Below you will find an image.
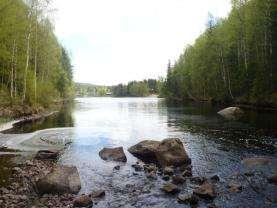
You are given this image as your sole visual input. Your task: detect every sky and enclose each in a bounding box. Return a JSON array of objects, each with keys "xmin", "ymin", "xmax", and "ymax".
[{"xmin": 53, "ymin": 0, "xmax": 232, "ymax": 85}]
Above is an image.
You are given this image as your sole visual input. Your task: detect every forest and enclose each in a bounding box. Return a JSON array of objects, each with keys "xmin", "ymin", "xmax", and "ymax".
[
  {"xmin": 0, "ymin": 0, "xmax": 74, "ymax": 108},
  {"xmin": 111, "ymin": 79, "xmax": 162, "ymax": 97},
  {"xmin": 75, "ymin": 83, "xmax": 109, "ymax": 97},
  {"xmin": 163, "ymin": 0, "xmax": 277, "ymax": 107}
]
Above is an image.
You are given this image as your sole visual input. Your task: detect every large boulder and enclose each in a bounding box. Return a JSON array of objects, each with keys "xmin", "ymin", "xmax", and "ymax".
[
  {"xmin": 128, "ymin": 138, "xmax": 190, "ymax": 167},
  {"xmin": 36, "ymin": 166, "xmax": 81, "ymax": 194},
  {"xmin": 218, "ymin": 107, "xmax": 244, "ymax": 120},
  {"xmin": 99, "ymin": 147, "xmax": 127, "ymax": 162},
  {"xmin": 128, "ymin": 140, "xmax": 160, "ymax": 162},
  {"xmin": 155, "ymin": 138, "xmax": 191, "ymax": 167}
]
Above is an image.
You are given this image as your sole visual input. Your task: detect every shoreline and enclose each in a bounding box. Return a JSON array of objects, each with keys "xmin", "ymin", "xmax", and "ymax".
[{"xmin": 165, "ymin": 97, "xmax": 277, "ymax": 111}]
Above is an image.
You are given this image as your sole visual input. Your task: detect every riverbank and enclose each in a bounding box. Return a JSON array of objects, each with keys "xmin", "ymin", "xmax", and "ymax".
[{"xmin": 165, "ymin": 96, "xmax": 277, "ymax": 112}]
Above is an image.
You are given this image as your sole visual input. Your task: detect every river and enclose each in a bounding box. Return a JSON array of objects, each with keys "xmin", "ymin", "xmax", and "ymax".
[{"xmin": 1, "ymin": 97, "xmax": 277, "ymax": 207}]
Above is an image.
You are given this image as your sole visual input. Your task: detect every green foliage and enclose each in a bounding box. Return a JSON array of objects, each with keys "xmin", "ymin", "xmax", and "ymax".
[
  {"xmin": 111, "ymin": 79, "xmax": 161, "ymax": 97},
  {"xmin": 163, "ymin": 0, "xmax": 277, "ymax": 107},
  {"xmin": 0, "ymin": 0, "xmax": 74, "ymax": 108},
  {"xmin": 75, "ymin": 83, "xmax": 109, "ymax": 97}
]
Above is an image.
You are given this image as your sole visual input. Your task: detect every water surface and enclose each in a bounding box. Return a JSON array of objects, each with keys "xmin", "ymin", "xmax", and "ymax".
[{"xmin": 2, "ymin": 97, "xmax": 277, "ymax": 207}]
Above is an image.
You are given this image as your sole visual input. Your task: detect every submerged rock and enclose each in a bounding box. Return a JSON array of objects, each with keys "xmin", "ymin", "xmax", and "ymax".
[
  {"xmin": 99, "ymin": 147, "xmax": 127, "ymax": 162},
  {"xmin": 90, "ymin": 190, "xmax": 105, "ymax": 198},
  {"xmin": 163, "ymin": 166, "xmax": 174, "ymax": 175},
  {"xmin": 228, "ymin": 181, "xmax": 242, "ymax": 193},
  {"xmin": 146, "ymin": 171, "xmax": 157, "ymax": 180},
  {"xmin": 35, "ymin": 150, "xmax": 59, "ymax": 160},
  {"xmin": 131, "ymin": 164, "xmax": 143, "ymax": 172},
  {"xmin": 267, "ymin": 173, "xmax": 277, "ymax": 185},
  {"xmin": 36, "ymin": 166, "xmax": 81, "ymax": 194},
  {"xmin": 161, "ymin": 183, "xmax": 180, "ymax": 194},
  {"xmin": 73, "ymin": 194, "xmax": 93, "ymax": 207},
  {"xmin": 128, "ymin": 138, "xmax": 190, "ymax": 167},
  {"xmin": 113, "ymin": 165, "xmax": 120, "ymax": 170},
  {"xmin": 162, "ymin": 175, "xmax": 170, "ymax": 181},
  {"xmin": 194, "ymin": 182, "xmax": 216, "ymax": 199},
  {"xmin": 177, "ymin": 192, "xmax": 198, "ymax": 205},
  {"xmin": 210, "ymin": 175, "xmax": 220, "ymax": 182},
  {"xmin": 190, "ymin": 176, "xmax": 206, "ymax": 185},
  {"xmin": 172, "ymin": 175, "xmax": 186, "ymax": 184},
  {"xmin": 218, "ymin": 107, "xmax": 243, "ymax": 120},
  {"xmin": 242, "ymin": 157, "xmax": 272, "ymax": 168}
]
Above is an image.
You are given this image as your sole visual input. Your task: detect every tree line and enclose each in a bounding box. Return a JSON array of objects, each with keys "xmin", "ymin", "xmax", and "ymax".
[
  {"xmin": 0, "ymin": 0, "xmax": 74, "ymax": 107},
  {"xmin": 75, "ymin": 83, "xmax": 109, "ymax": 97},
  {"xmin": 162, "ymin": 0, "xmax": 277, "ymax": 107},
  {"xmin": 112, "ymin": 79, "xmax": 162, "ymax": 97}
]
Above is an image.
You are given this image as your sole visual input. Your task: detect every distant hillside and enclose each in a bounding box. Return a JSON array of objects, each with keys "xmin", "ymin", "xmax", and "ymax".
[{"xmin": 75, "ymin": 83, "xmax": 110, "ymax": 97}]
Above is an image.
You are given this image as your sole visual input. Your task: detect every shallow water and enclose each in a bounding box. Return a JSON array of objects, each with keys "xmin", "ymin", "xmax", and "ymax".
[{"xmin": 2, "ymin": 97, "xmax": 277, "ymax": 207}]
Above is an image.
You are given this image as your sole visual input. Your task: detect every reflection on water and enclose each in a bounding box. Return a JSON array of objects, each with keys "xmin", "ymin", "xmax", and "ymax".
[{"xmin": 3, "ymin": 97, "xmax": 277, "ymax": 207}]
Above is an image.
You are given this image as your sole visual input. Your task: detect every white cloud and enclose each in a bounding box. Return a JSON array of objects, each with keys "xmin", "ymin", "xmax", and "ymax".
[{"xmin": 53, "ymin": 0, "xmax": 231, "ymax": 85}]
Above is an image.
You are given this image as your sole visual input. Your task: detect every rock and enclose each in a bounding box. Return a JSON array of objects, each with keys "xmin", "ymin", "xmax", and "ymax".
[
  {"xmin": 131, "ymin": 164, "xmax": 143, "ymax": 172},
  {"xmin": 210, "ymin": 175, "xmax": 220, "ymax": 182},
  {"xmin": 35, "ymin": 150, "xmax": 59, "ymax": 160},
  {"xmin": 128, "ymin": 138, "xmax": 190, "ymax": 168},
  {"xmin": 190, "ymin": 176, "xmax": 206, "ymax": 185},
  {"xmin": 144, "ymin": 164, "xmax": 157, "ymax": 173},
  {"xmin": 113, "ymin": 165, "xmax": 120, "ymax": 170},
  {"xmin": 146, "ymin": 171, "xmax": 157, "ymax": 180},
  {"xmin": 182, "ymin": 170, "xmax": 192, "ymax": 177},
  {"xmin": 163, "ymin": 166, "xmax": 174, "ymax": 175},
  {"xmin": 177, "ymin": 192, "xmax": 198, "ymax": 205},
  {"xmin": 267, "ymin": 173, "xmax": 277, "ymax": 185},
  {"xmin": 194, "ymin": 182, "xmax": 216, "ymax": 199},
  {"xmin": 162, "ymin": 175, "xmax": 170, "ymax": 181},
  {"xmin": 218, "ymin": 107, "xmax": 244, "ymax": 120},
  {"xmin": 128, "ymin": 140, "xmax": 160, "ymax": 162},
  {"xmin": 172, "ymin": 175, "xmax": 186, "ymax": 184},
  {"xmin": 228, "ymin": 181, "xmax": 242, "ymax": 193},
  {"xmin": 99, "ymin": 147, "xmax": 127, "ymax": 162},
  {"xmin": 90, "ymin": 190, "xmax": 105, "ymax": 198},
  {"xmin": 73, "ymin": 195, "xmax": 93, "ymax": 207},
  {"xmin": 155, "ymin": 138, "xmax": 191, "ymax": 167},
  {"xmin": 161, "ymin": 183, "xmax": 180, "ymax": 194},
  {"xmin": 36, "ymin": 166, "xmax": 81, "ymax": 194},
  {"xmin": 242, "ymin": 157, "xmax": 272, "ymax": 167},
  {"xmin": 179, "ymin": 164, "xmax": 192, "ymax": 172}
]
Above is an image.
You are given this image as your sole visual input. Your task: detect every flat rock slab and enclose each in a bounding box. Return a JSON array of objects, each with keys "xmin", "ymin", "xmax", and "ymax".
[
  {"xmin": 99, "ymin": 147, "xmax": 127, "ymax": 162},
  {"xmin": 36, "ymin": 165, "xmax": 81, "ymax": 194}
]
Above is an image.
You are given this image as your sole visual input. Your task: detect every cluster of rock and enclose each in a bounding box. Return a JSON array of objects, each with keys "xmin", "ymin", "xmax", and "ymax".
[
  {"xmin": 1, "ymin": 136, "xmax": 276, "ymax": 207},
  {"xmin": 0, "ymin": 149, "xmax": 105, "ymax": 208},
  {"xmin": 98, "ymin": 138, "xmax": 277, "ymax": 207},
  {"xmin": 127, "ymin": 138, "xmax": 218, "ymax": 205}
]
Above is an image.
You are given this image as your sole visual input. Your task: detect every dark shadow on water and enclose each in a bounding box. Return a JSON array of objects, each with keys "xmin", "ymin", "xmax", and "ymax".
[{"xmin": 3, "ymin": 102, "xmax": 75, "ymax": 134}]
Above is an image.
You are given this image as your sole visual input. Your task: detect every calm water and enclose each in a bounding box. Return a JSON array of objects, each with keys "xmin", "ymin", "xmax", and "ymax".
[{"xmin": 3, "ymin": 97, "xmax": 277, "ymax": 207}]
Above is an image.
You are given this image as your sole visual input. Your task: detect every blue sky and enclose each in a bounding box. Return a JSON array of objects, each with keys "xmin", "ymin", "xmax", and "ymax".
[{"xmin": 53, "ymin": 0, "xmax": 231, "ymax": 85}]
